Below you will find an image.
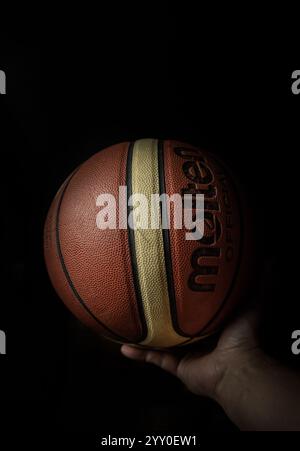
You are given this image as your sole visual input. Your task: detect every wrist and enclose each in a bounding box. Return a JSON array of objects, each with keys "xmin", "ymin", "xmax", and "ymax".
[{"xmin": 213, "ymin": 347, "xmax": 267, "ymax": 407}]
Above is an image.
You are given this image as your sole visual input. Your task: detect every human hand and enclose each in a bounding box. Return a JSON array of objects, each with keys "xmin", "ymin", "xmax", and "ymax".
[
  {"xmin": 122, "ymin": 307, "xmax": 300, "ymax": 430},
  {"xmin": 121, "ymin": 309, "xmax": 262, "ymax": 401}
]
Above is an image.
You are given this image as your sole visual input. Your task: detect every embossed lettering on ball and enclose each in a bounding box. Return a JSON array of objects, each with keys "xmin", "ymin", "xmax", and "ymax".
[{"xmin": 44, "ymin": 139, "xmax": 250, "ymax": 348}]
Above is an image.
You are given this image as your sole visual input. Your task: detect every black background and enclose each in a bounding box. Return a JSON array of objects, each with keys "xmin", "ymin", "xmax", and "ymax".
[{"xmin": 0, "ymin": 6, "xmax": 299, "ymax": 445}]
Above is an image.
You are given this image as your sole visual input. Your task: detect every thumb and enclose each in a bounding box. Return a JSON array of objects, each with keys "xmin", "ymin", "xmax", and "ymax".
[
  {"xmin": 121, "ymin": 345, "xmax": 180, "ymax": 376},
  {"xmin": 121, "ymin": 345, "xmax": 217, "ymax": 398}
]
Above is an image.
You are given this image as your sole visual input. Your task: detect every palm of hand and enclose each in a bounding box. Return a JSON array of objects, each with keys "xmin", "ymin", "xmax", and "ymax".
[{"xmin": 121, "ymin": 310, "xmax": 259, "ymax": 399}]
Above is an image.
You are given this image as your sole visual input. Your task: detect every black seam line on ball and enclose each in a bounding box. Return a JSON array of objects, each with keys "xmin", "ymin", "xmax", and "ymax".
[
  {"xmin": 179, "ymin": 153, "xmax": 244, "ymax": 345},
  {"xmin": 55, "ymin": 169, "xmax": 130, "ymax": 343},
  {"xmin": 158, "ymin": 140, "xmax": 190, "ymax": 338},
  {"xmin": 126, "ymin": 141, "xmax": 148, "ymax": 342}
]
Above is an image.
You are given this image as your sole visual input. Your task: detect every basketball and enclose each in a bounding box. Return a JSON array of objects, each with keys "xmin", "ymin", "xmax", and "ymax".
[{"xmin": 44, "ymin": 139, "xmax": 250, "ymax": 348}]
